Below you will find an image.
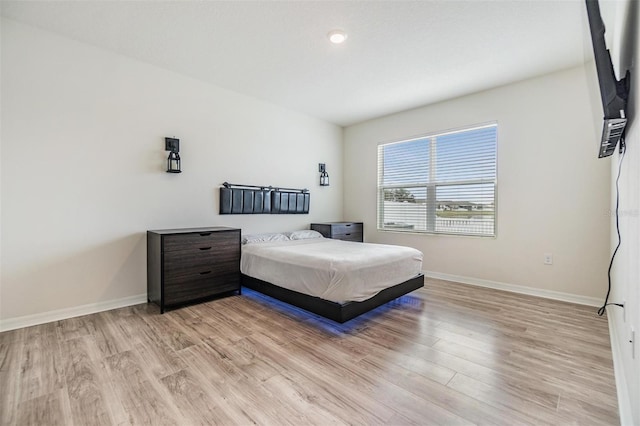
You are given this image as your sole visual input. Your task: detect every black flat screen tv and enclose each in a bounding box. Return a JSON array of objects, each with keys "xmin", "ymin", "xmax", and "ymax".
[{"xmin": 585, "ymin": 0, "xmax": 631, "ymax": 158}]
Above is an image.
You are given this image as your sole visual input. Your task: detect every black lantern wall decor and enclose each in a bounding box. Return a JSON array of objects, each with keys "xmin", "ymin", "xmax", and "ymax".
[
  {"xmin": 319, "ymin": 163, "xmax": 329, "ymax": 186},
  {"xmin": 165, "ymin": 137, "xmax": 181, "ymax": 173}
]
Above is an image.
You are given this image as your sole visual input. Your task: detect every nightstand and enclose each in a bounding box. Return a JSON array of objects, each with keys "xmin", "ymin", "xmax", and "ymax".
[
  {"xmin": 147, "ymin": 227, "xmax": 241, "ymax": 313},
  {"xmin": 310, "ymin": 222, "xmax": 363, "ymax": 242}
]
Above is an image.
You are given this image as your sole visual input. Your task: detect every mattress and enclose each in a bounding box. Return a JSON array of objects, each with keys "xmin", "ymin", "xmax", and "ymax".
[{"xmin": 240, "ymin": 238, "xmax": 423, "ymax": 303}]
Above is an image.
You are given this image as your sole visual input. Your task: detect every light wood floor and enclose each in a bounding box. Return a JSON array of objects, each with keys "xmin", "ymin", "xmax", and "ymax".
[{"xmin": 0, "ymin": 278, "xmax": 618, "ymax": 425}]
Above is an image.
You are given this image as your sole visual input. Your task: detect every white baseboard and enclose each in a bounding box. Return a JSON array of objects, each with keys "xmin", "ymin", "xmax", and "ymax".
[
  {"xmin": 0, "ymin": 294, "xmax": 147, "ymax": 332},
  {"xmin": 607, "ymin": 316, "xmax": 633, "ymax": 426},
  {"xmin": 0, "ymin": 273, "xmax": 602, "ymax": 331},
  {"xmin": 423, "ymin": 270, "xmax": 602, "ymax": 307}
]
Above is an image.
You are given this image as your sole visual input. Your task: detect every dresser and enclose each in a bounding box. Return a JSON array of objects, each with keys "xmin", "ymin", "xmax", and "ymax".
[
  {"xmin": 310, "ymin": 222, "xmax": 363, "ymax": 242},
  {"xmin": 147, "ymin": 227, "xmax": 241, "ymax": 313}
]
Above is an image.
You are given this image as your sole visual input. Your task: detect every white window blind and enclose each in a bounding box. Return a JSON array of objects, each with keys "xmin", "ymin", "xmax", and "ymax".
[{"xmin": 377, "ymin": 123, "xmax": 497, "ymax": 237}]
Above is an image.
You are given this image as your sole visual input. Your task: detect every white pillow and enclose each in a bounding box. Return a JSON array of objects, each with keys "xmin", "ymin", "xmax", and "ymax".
[
  {"xmin": 242, "ymin": 233, "xmax": 290, "ymax": 245},
  {"xmin": 289, "ymin": 230, "xmax": 324, "ymax": 240}
]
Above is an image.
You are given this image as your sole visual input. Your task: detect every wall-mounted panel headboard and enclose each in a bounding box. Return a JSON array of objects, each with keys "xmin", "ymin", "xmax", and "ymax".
[{"xmin": 219, "ymin": 182, "xmax": 309, "ymax": 215}]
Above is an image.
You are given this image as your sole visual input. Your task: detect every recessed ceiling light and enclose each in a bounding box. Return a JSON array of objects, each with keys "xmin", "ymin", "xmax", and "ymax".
[{"xmin": 327, "ymin": 29, "xmax": 348, "ymax": 44}]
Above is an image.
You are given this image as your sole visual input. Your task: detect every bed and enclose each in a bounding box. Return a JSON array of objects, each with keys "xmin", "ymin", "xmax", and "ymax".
[{"xmin": 240, "ymin": 231, "xmax": 424, "ymax": 323}]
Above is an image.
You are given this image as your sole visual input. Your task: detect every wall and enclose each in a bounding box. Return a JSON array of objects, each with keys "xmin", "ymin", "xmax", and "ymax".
[
  {"xmin": 0, "ymin": 17, "xmax": 3, "ymax": 329},
  {"xmin": 608, "ymin": 1, "xmax": 639, "ymax": 424},
  {"xmin": 344, "ymin": 65, "xmax": 611, "ymax": 303},
  {"xmin": 0, "ymin": 19, "xmax": 343, "ymax": 329}
]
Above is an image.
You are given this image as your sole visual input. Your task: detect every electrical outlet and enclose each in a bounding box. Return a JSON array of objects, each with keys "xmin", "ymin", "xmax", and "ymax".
[
  {"xmin": 631, "ymin": 328, "xmax": 635, "ymax": 359},
  {"xmin": 543, "ymin": 253, "xmax": 553, "ymax": 265}
]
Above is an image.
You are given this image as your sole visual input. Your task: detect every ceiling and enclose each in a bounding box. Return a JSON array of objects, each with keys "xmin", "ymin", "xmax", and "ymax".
[{"xmin": 1, "ymin": 0, "xmax": 600, "ymax": 127}]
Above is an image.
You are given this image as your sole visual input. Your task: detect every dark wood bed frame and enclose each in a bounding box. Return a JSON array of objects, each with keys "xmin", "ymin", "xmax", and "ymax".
[{"xmin": 241, "ymin": 273, "xmax": 424, "ymax": 323}]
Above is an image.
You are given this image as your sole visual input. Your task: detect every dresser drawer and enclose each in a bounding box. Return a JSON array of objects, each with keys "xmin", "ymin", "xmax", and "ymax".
[
  {"xmin": 163, "ymin": 231, "xmax": 238, "ymax": 252},
  {"xmin": 332, "ymin": 222, "xmax": 362, "ymax": 235},
  {"xmin": 164, "ymin": 259, "xmax": 239, "ymax": 285},
  {"xmin": 334, "ymin": 232, "xmax": 363, "ymax": 242},
  {"xmin": 164, "ymin": 272, "xmax": 240, "ymax": 305},
  {"xmin": 163, "ymin": 244, "xmax": 240, "ymax": 271}
]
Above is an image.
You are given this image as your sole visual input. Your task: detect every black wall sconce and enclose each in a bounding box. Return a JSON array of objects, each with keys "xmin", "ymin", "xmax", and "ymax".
[
  {"xmin": 165, "ymin": 137, "xmax": 181, "ymax": 173},
  {"xmin": 319, "ymin": 163, "xmax": 329, "ymax": 186}
]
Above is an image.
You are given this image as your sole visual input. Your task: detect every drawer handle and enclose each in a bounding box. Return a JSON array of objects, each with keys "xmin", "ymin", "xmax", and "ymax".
[
  {"xmin": 345, "ymin": 224, "xmax": 352, "ymax": 227},
  {"xmin": 345, "ymin": 233, "xmax": 351, "ymax": 236},
  {"xmin": 199, "ymin": 232, "xmax": 212, "ymax": 236},
  {"xmin": 199, "ymin": 271, "xmax": 212, "ymax": 275},
  {"xmin": 199, "ymin": 247, "xmax": 212, "ymax": 251}
]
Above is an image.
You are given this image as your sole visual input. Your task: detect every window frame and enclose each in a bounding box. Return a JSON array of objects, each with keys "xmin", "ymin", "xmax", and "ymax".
[{"xmin": 377, "ymin": 122, "xmax": 498, "ymax": 238}]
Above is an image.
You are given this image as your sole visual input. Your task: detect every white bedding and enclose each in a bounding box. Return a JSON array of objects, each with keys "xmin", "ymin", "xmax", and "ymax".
[{"xmin": 240, "ymin": 238, "xmax": 423, "ymax": 303}]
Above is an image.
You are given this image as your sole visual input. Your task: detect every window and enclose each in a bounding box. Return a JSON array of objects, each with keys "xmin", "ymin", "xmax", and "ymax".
[{"xmin": 377, "ymin": 123, "xmax": 497, "ymax": 237}]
